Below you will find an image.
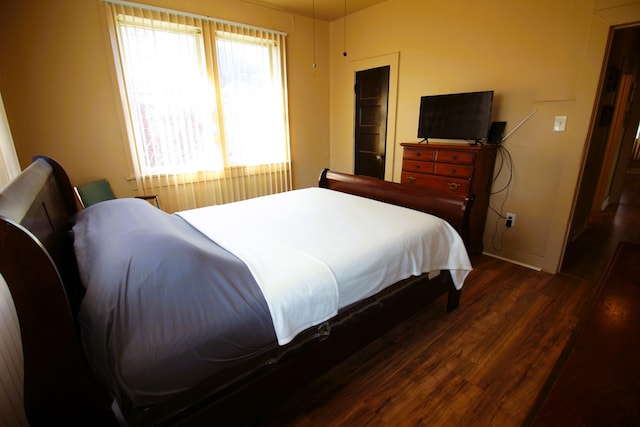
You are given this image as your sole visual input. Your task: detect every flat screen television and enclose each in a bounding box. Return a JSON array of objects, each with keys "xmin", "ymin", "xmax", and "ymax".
[{"xmin": 417, "ymin": 90, "xmax": 494, "ymax": 143}]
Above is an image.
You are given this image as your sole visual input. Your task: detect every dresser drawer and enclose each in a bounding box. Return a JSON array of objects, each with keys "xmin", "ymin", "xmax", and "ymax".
[
  {"xmin": 402, "ymin": 159, "xmax": 435, "ymax": 174},
  {"xmin": 435, "ymin": 150, "xmax": 475, "ymax": 164},
  {"xmin": 434, "ymin": 163, "xmax": 474, "ymax": 178},
  {"xmin": 403, "ymin": 147, "xmax": 436, "ymax": 161},
  {"xmin": 401, "ymin": 172, "xmax": 471, "ymax": 194}
]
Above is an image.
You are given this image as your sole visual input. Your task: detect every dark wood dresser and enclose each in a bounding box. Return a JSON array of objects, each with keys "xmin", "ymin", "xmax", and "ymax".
[{"xmin": 400, "ymin": 142, "xmax": 497, "ymax": 254}]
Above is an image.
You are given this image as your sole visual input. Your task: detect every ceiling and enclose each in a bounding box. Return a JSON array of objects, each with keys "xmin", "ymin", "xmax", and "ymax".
[{"xmin": 239, "ymin": 0, "xmax": 388, "ymax": 21}]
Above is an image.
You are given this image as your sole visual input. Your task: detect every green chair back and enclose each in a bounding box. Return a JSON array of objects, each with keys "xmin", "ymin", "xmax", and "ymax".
[{"xmin": 75, "ymin": 179, "xmax": 116, "ymax": 208}]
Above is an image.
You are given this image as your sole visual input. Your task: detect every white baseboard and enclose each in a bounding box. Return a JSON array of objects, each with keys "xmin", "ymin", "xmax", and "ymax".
[{"xmin": 481, "ymin": 252, "xmax": 542, "ymax": 271}]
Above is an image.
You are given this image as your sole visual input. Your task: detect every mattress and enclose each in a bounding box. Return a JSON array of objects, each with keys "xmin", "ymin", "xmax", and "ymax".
[{"xmin": 177, "ymin": 187, "xmax": 472, "ymax": 345}]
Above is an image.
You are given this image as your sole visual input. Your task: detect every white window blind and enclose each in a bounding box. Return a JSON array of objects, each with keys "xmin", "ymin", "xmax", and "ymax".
[{"xmin": 104, "ymin": 1, "xmax": 291, "ymax": 212}]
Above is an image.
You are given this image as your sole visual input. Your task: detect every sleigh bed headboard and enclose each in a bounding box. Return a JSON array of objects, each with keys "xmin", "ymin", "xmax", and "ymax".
[{"xmin": 0, "ymin": 155, "xmax": 116, "ymax": 425}]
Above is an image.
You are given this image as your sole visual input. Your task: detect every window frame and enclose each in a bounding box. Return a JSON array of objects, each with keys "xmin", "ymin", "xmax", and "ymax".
[{"xmin": 112, "ymin": 10, "xmax": 289, "ymax": 178}]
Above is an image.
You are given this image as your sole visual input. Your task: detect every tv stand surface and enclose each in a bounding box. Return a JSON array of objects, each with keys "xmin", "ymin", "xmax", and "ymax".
[{"xmin": 400, "ymin": 142, "xmax": 497, "ymax": 255}]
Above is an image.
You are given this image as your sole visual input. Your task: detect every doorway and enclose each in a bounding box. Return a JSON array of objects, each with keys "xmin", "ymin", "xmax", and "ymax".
[
  {"xmin": 354, "ymin": 66, "xmax": 390, "ymax": 179},
  {"xmin": 562, "ymin": 25, "xmax": 640, "ymax": 271}
]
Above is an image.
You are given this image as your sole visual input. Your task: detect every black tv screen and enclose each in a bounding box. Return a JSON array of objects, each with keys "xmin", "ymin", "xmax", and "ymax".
[{"xmin": 417, "ymin": 90, "xmax": 494, "ymax": 142}]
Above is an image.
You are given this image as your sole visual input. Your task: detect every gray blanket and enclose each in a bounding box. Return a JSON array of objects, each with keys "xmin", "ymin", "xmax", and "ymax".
[{"xmin": 73, "ymin": 198, "xmax": 277, "ymax": 407}]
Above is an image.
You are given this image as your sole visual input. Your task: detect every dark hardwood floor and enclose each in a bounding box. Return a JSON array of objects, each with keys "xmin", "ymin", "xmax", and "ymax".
[
  {"xmin": 531, "ymin": 241, "xmax": 640, "ymax": 426},
  {"xmin": 254, "ymin": 172, "xmax": 640, "ymax": 426},
  {"xmin": 561, "ymin": 171, "xmax": 640, "ymax": 281}
]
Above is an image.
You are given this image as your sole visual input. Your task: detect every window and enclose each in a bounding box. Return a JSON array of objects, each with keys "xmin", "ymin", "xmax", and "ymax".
[
  {"xmin": 109, "ymin": 4, "xmax": 290, "ymax": 179},
  {"xmin": 216, "ymin": 32, "xmax": 287, "ymax": 167},
  {"xmin": 117, "ymin": 16, "xmax": 221, "ymax": 174}
]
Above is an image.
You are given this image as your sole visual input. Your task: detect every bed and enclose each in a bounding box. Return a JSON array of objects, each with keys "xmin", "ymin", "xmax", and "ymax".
[{"xmin": 0, "ymin": 155, "xmax": 473, "ymax": 426}]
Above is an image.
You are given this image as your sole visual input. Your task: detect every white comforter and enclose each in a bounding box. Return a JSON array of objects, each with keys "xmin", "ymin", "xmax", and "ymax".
[{"xmin": 177, "ymin": 187, "xmax": 472, "ymax": 345}]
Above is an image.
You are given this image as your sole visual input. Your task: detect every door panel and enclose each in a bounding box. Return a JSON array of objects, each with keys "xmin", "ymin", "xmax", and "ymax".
[{"xmin": 354, "ymin": 66, "xmax": 390, "ymax": 179}]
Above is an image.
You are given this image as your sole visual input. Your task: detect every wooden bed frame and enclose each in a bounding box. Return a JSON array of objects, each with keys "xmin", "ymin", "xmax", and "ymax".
[{"xmin": 0, "ymin": 156, "xmax": 472, "ymax": 426}]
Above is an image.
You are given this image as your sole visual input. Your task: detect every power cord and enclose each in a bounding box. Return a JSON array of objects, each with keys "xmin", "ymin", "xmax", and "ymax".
[
  {"xmin": 489, "ymin": 145, "xmax": 513, "ymax": 250},
  {"xmin": 487, "ymin": 109, "xmax": 537, "ymax": 251}
]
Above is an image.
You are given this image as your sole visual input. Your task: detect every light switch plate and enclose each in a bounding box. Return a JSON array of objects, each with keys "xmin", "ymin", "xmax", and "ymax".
[{"xmin": 554, "ymin": 116, "xmax": 567, "ymax": 132}]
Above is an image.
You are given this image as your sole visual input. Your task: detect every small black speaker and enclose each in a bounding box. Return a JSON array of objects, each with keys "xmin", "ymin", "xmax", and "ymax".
[{"xmin": 487, "ymin": 121, "xmax": 506, "ymax": 144}]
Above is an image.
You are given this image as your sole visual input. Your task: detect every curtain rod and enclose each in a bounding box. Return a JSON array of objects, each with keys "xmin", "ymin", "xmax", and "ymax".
[{"xmin": 102, "ymin": 0, "xmax": 287, "ymax": 36}]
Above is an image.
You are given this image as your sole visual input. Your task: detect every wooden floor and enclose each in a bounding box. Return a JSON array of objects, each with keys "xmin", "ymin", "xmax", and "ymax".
[
  {"xmin": 561, "ymin": 171, "xmax": 640, "ymax": 281},
  {"xmin": 254, "ymin": 173, "xmax": 640, "ymax": 426},
  {"xmin": 531, "ymin": 241, "xmax": 640, "ymax": 426}
]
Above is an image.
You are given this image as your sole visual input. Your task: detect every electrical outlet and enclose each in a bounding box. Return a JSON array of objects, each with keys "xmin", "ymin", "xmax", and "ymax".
[{"xmin": 505, "ymin": 212, "xmax": 516, "ymax": 228}]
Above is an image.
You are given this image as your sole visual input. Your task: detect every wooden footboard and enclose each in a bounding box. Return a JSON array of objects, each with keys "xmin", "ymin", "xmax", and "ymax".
[
  {"xmin": 319, "ymin": 169, "xmax": 473, "ymax": 245},
  {"xmin": 0, "ymin": 158, "xmax": 467, "ymax": 426}
]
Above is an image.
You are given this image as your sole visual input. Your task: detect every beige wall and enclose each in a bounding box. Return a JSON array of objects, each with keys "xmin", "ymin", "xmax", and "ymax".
[
  {"xmin": 0, "ymin": 0, "xmax": 330, "ymax": 197},
  {"xmin": 329, "ymin": 0, "xmax": 640, "ymax": 272}
]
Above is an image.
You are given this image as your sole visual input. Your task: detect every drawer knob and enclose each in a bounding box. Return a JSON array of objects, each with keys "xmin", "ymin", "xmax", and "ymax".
[
  {"xmin": 450, "ymin": 169, "xmax": 456, "ymax": 174},
  {"xmin": 407, "ymin": 176, "xmax": 417, "ymax": 183},
  {"xmin": 448, "ymin": 182, "xmax": 460, "ymax": 190}
]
